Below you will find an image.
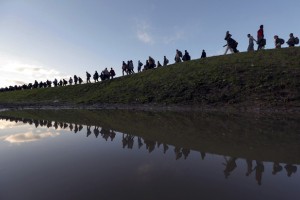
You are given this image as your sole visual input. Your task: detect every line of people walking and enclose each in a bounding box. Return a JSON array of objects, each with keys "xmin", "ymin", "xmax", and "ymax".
[
  {"xmin": 225, "ymin": 24, "xmax": 299, "ymax": 54},
  {"xmin": 1, "ymin": 24, "xmax": 299, "ymax": 93}
]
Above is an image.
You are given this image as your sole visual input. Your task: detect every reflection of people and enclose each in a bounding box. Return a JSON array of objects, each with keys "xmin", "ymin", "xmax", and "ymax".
[
  {"xmin": 74, "ymin": 124, "xmax": 78, "ymax": 133},
  {"xmin": 109, "ymin": 130, "xmax": 116, "ymax": 141},
  {"xmin": 34, "ymin": 120, "xmax": 39, "ymax": 128},
  {"xmin": 47, "ymin": 121, "xmax": 52, "ymax": 128},
  {"xmin": 200, "ymin": 152, "xmax": 206, "ymax": 160},
  {"xmin": 174, "ymin": 147, "xmax": 182, "ymax": 160},
  {"xmin": 69, "ymin": 123, "xmax": 73, "ymax": 131},
  {"xmin": 138, "ymin": 137, "xmax": 144, "ymax": 149},
  {"xmin": 122, "ymin": 134, "xmax": 135, "ymax": 149},
  {"xmin": 272, "ymin": 162, "xmax": 283, "ymax": 175},
  {"xmin": 285, "ymin": 164, "xmax": 297, "ymax": 177},
  {"xmin": 255, "ymin": 161, "xmax": 264, "ymax": 186},
  {"xmin": 223, "ymin": 157, "xmax": 237, "ymax": 179},
  {"xmin": 63, "ymin": 123, "xmax": 68, "ymax": 129},
  {"xmin": 78, "ymin": 125, "xmax": 83, "ymax": 132},
  {"xmin": 246, "ymin": 159, "xmax": 253, "ymax": 176},
  {"xmin": 86, "ymin": 126, "xmax": 91, "ymax": 137},
  {"xmin": 163, "ymin": 143, "xmax": 169, "ymax": 154},
  {"xmin": 145, "ymin": 140, "xmax": 155, "ymax": 153},
  {"xmin": 101, "ymin": 128, "xmax": 110, "ymax": 141},
  {"xmin": 94, "ymin": 126, "xmax": 100, "ymax": 138},
  {"xmin": 54, "ymin": 121, "xmax": 58, "ymax": 129},
  {"xmin": 182, "ymin": 148, "xmax": 190, "ymax": 160}
]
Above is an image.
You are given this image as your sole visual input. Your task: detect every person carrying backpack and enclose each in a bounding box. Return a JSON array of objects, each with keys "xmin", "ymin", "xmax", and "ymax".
[
  {"xmin": 228, "ymin": 37, "xmax": 239, "ymax": 53},
  {"xmin": 163, "ymin": 56, "xmax": 169, "ymax": 66},
  {"xmin": 224, "ymin": 33, "xmax": 239, "ymax": 53},
  {"xmin": 86, "ymin": 71, "xmax": 91, "ymax": 83},
  {"xmin": 257, "ymin": 25, "xmax": 265, "ymax": 50},
  {"xmin": 274, "ymin": 35, "xmax": 284, "ymax": 48},
  {"xmin": 110, "ymin": 68, "xmax": 116, "ymax": 79},
  {"xmin": 201, "ymin": 50, "xmax": 206, "ymax": 58},
  {"xmin": 287, "ymin": 33, "xmax": 299, "ymax": 47},
  {"xmin": 182, "ymin": 50, "xmax": 191, "ymax": 61},
  {"xmin": 247, "ymin": 34, "xmax": 257, "ymax": 52},
  {"xmin": 224, "ymin": 31, "xmax": 234, "ymax": 54},
  {"xmin": 138, "ymin": 60, "xmax": 143, "ymax": 72},
  {"xmin": 175, "ymin": 50, "xmax": 182, "ymax": 63}
]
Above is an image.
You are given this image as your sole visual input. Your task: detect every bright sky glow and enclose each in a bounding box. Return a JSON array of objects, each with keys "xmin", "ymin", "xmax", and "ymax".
[{"xmin": 1, "ymin": 0, "xmax": 300, "ymax": 87}]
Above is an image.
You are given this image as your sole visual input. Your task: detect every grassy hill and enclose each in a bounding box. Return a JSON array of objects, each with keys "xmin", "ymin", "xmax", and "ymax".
[{"xmin": 0, "ymin": 47, "xmax": 300, "ymax": 112}]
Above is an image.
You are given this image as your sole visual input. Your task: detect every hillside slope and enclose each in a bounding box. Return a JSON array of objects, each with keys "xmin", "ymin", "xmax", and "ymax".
[{"xmin": 0, "ymin": 47, "xmax": 300, "ymax": 112}]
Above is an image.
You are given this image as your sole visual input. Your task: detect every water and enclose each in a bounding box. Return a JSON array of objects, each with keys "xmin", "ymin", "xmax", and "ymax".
[{"xmin": 0, "ymin": 110, "xmax": 299, "ymax": 200}]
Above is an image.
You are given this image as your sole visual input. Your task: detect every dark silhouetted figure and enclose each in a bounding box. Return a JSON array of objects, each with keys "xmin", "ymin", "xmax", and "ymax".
[
  {"xmin": 257, "ymin": 25, "xmax": 265, "ymax": 50},
  {"xmin": 93, "ymin": 71, "xmax": 99, "ymax": 82},
  {"xmin": 182, "ymin": 148, "xmax": 190, "ymax": 160},
  {"xmin": 182, "ymin": 50, "xmax": 191, "ymax": 61},
  {"xmin": 78, "ymin": 125, "xmax": 83, "ymax": 131},
  {"xmin": 223, "ymin": 157, "xmax": 237, "ymax": 179},
  {"xmin": 78, "ymin": 77, "xmax": 83, "ymax": 84},
  {"xmin": 122, "ymin": 61, "xmax": 127, "ymax": 76},
  {"xmin": 137, "ymin": 60, "xmax": 143, "ymax": 72},
  {"xmin": 74, "ymin": 124, "xmax": 79, "ymax": 133},
  {"xmin": 272, "ymin": 162, "xmax": 283, "ymax": 175},
  {"xmin": 110, "ymin": 68, "xmax": 116, "ymax": 79},
  {"xmin": 74, "ymin": 75, "xmax": 78, "ymax": 85},
  {"xmin": 148, "ymin": 56, "xmax": 155, "ymax": 69},
  {"xmin": 157, "ymin": 61, "xmax": 162, "ymax": 67},
  {"xmin": 94, "ymin": 126, "xmax": 100, "ymax": 138},
  {"xmin": 200, "ymin": 151, "xmax": 206, "ymax": 160},
  {"xmin": 87, "ymin": 126, "xmax": 91, "ymax": 137},
  {"xmin": 247, "ymin": 34, "xmax": 256, "ymax": 52},
  {"xmin": 246, "ymin": 159, "xmax": 253, "ymax": 176},
  {"xmin": 201, "ymin": 50, "xmax": 206, "ymax": 58},
  {"xmin": 69, "ymin": 77, "xmax": 73, "ymax": 85},
  {"xmin": 144, "ymin": 140, "xmax": 155, "ymax": 153},
  {"xmin": 274, "ymin": 35, "xmax": 284, "ymax": 48},
  {"xmin": 137, "ymin": 137, "xmax": 143, "ymax": 149},
  {"xmin": 163, "ymin": 143, "xmax": 169, "ymax": 154},
  {"xmin": 285, "ymin": 164, "xmax": 297, "ymax": 177},
  {"xmin": 174, "ymin": 147, "xmax": 182, "ymax": 160},
  {"xmin": 287, "ymin": 33, "xmax": 297, "ymax": 47},
  {"xmin": 254, "ymin": 161, "xmax": 264, "ymax": 185},
  {"xmin": 53, "ymin": 78, "xmax": 58, "ymax": 87},
  {"xmin": 109, "ymin": 130, "xmax": 116, "ymax": 141},
  {"xmin": 224, "ymin": 34, "xmax": 239, "ymax": 53},
  {"xmin": 175, "ymin": 49, "xmax": 182, "ymax": 63},
  {"xmin": 86, "ymin": 71, "xmax": 91, "ymax": 83},
  {"xmin": 163, "ymin": 56, "xmax": 169, "ymax": 66}
]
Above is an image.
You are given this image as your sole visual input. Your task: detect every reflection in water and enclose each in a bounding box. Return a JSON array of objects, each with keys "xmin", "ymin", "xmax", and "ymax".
[
  {"xmin": 0, "ymin": 131, "xmax": 59, "ymax": 143},
  {"xmin": 0, "ymin": 113, "xmax": 299, "ymax": 186}
]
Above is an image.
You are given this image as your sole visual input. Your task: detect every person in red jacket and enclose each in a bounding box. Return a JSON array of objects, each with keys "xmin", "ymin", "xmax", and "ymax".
[{"xmin": 257, "ymin": 25, "xmax": 265, "ymax": 50}]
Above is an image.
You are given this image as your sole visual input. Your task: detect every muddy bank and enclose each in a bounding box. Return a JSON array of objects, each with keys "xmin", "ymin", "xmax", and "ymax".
[{"xmin": 0, "ymin": 102, "xmax": 299, "ymax": 114}]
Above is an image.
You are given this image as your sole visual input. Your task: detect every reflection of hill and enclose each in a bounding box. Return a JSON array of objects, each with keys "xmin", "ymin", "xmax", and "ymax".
[{"xmin": 1, "ymin": 109, "xmax": 300, "ymax": 164}]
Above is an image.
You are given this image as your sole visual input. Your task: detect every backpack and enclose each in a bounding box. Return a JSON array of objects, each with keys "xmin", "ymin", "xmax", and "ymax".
[
  {"xmin": 178, "ymin": 50, "xmax": 182, "ymax": 57},
  {"xmin": 295, "ymin": 37, "xmax": 299, "ymax": 45},
  {"xmin": 279, "ymin": 38, "xmax": 285, "ymax": 45},
  {"xmin": 261, "ymin": 38, "xmax": 266, "ymax": 46}
]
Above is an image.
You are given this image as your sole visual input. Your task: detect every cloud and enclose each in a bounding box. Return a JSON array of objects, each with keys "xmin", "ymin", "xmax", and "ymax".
[
  {"xmin": 0, "ymin": 131, "xmax": 60, "ymax": 144},
  {"xmin": 163, "ymin": 31, "xmax": 185, "ymax": 44},
  {"xmin": 136, "ymin": 21, "xmax": 154, "ymax": 44},
  {"xmin": 0, "ymin": 54, "xmax": 69, "ymax": 87}
]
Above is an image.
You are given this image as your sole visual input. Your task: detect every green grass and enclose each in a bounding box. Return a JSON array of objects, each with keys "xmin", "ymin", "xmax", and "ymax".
[{"xmin": 1, "ymin": 47, "xmax": 300, "ymax": 109}]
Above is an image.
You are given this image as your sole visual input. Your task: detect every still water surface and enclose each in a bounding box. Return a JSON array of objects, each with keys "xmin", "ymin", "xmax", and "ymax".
[{"xmin": 0, "ymin": 110, "xmax": 299, "ymax": 200}]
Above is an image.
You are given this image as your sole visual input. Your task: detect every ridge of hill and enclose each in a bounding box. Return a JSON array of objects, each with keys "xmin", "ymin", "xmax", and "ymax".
[{"xmin": 0, "ymin": 47, "xmax": 300, "ymax": 112}]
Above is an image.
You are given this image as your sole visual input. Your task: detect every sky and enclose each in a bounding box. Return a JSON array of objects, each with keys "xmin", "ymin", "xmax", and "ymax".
[{"xmin": 1, "ymin": 0, "xmax": 300, "ymax": 87}]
